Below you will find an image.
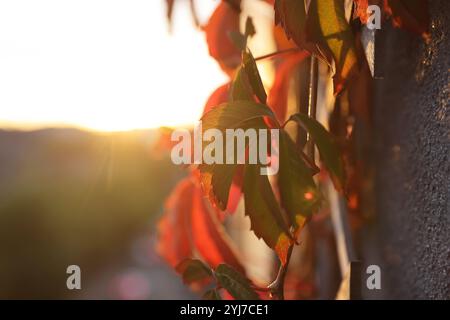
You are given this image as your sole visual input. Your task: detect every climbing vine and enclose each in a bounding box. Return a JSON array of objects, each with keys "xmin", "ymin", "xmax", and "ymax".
[{"xmin": 156, "ymin": 0, "xmax": 429, "ymax": 300}]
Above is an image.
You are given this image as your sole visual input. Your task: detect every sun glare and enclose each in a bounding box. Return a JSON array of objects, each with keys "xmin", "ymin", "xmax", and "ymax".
[{"xmin": 0, "ymin": 0, "xmax": 226, "ymax": 132}]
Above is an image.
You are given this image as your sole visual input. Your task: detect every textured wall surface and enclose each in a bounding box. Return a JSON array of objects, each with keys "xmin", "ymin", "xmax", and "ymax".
[{"xmin": 371, "ymin": 0, "xmax": 449, "ymax": 299}]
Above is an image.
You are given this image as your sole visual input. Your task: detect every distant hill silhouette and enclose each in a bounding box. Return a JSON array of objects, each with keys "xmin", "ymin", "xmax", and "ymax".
[{"xmin": 0, "ymin": 127, "xmax": 181, "ymax": 299}]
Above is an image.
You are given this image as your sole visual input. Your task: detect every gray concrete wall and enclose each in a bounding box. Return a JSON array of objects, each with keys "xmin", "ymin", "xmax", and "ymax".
[{"xmin": 370, "ymin": 0, "xmax": 449, "ymax": 299}]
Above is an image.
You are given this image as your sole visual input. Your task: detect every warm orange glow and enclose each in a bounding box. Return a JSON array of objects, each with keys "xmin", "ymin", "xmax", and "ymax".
[{"xmin": 0, "ymin": 0, "xmax": 226, "ymax": 132}]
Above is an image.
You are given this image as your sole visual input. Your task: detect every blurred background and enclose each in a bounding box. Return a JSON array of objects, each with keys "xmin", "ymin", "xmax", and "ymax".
[
  {"xmin": 0, "ymin": 0, "xmax": 229, "ymax": 299},
  {"xmin": 0, "ymin": 128, "xmax": 194, "ymax": 299}
]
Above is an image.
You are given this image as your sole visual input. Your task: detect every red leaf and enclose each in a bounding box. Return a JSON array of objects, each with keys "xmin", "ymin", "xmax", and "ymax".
[
  {"xmin": 204, "ymin": 2, "xmax": 242, "ymax": 76},
  {"xmin": 156, "ymin": 176, "xmax": 245, "ymax": 275},
  {"xmin": 156, "ymin": 178, "xmax": 193, "ymax": 267},
  {"xmin": 267, "ymin": 51, "xmax": 310, "ymax": 123},
  {"xmin": 353, "ymin": 0, "xmax": 371, "ymax": 23},
  {"xmin": 191, "ymin": 181, "xmax": 245, "ymax": 274}
]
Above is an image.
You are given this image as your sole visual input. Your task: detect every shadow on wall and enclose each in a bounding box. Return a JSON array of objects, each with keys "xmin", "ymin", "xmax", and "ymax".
[{"xmin": 361, "ymin": 0, "xmax": 449, "ymax": 299}]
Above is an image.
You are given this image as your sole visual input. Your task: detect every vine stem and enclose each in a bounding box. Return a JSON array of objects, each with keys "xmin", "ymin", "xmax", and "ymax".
[
  {"xmin": 307, "ymin": 55, "xmax": 319, "ymax": 160},
  {"xmin": 254, "ymin": 48, "xmax": 300, "ymax": 61},
  {"xmin": 268, "ymin": 244, "xmax": 294, "ymax": 300},
  {"xmin": 268, "ymin": 55, "xmax": 319, "ymax": 300}
]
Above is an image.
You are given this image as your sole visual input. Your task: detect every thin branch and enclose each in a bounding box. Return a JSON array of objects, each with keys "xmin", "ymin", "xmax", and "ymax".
[
  {"xmin": 254, "ymin": 48, "xmax": 300, "ymax": 61},
  {"xmin": 268, "ymin": 244, "xmax": 294, "ymax": 300},
  {"xmin": 307, "ymin": 56, "xmax": 319, "ymax": 160},
  {"xmin": 268, "ymin": 55, "xmax": 320, "ymax": 300}
]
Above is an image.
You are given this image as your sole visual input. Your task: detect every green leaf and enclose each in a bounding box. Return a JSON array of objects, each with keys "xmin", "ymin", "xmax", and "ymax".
[
  {"xmin": 243, "ymin": 164, "xmax": 292, "ymax": 265},
  {"xmin": 228, "ymin": 17, "xmax": 255, "ymax": 52},
  {"xmin": 245, "ymin": 17, "xmax": 256, "ymax": 38},
  {"xmin": 199, "ymin": 117, "xmax": 268, "ymax": 210},
  {"xmin": 230, "ymin": 66, "xmax": 254, "ymax": 102},
  {"xmin": 200, "ymin": 101, "xmax": 294, "ymax": 264},
  {"xmin": 203, "ymin": 289, "xmax": 222, "ymax": 300},
  {"xmin": 288, "ymin": 113, "xmax": 345, "ymax": 192},
  {"xmin": 242, "ymin": 50, "xmax": 267, "ymax": 104},
  {"xmin": 227, "ymin": 23, "xmax": 261, "ymax": 105},
  {"xmin": 278, "ymin": 131, "xmax": 321, "ymax": 227},
  {"xmin": 306, "ymin": 0, "xmax": 358, "ymax": 94},
  {"xmin": 229, "ymin": 31, "xmax": 248, "ymax": 52},
  {"xmin": 200, "ymin": 87, "xmax": 274, "ymax": 213},
  {"xmin": 214, "ymin": 264, "xmax": 259, "ymax": 300},
  {"xmin": 175, "ymin": 258, "xmax": 213, "ymax": 285},
  {"xmin": 200, "ymin": 163, "xmax": 238, "ymax": 211},
  {"xmin": 228, "ymin": 49, "xmax": 266, "ymax": 105},
  {"xmin": 201, "ymin": 101, "xmax": 276, "ymax": 132}
]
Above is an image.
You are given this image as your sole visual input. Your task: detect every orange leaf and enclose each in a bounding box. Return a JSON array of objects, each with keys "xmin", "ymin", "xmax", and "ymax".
[
  {"xmin": 156, "ymin": 176, "xmax": 245, "ymax": 275},
  {"xmin": 191, "ymin": 180, "xmax": 245, "ymax": 274},
  {"xmin": 353, "ymin": 0, "xmax": 371, "ymax": 23}
]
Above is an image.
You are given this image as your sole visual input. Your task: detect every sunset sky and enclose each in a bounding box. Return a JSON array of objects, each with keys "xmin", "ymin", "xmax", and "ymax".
[{"xmin": 0, "ymin": 0, "xmax": 227, "ymax": 131}]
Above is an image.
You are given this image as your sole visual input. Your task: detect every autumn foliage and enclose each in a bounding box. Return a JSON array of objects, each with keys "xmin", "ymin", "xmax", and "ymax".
[{"xmin": 157, "ymin": 0, "xmax": 429, "ymax": 300}]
